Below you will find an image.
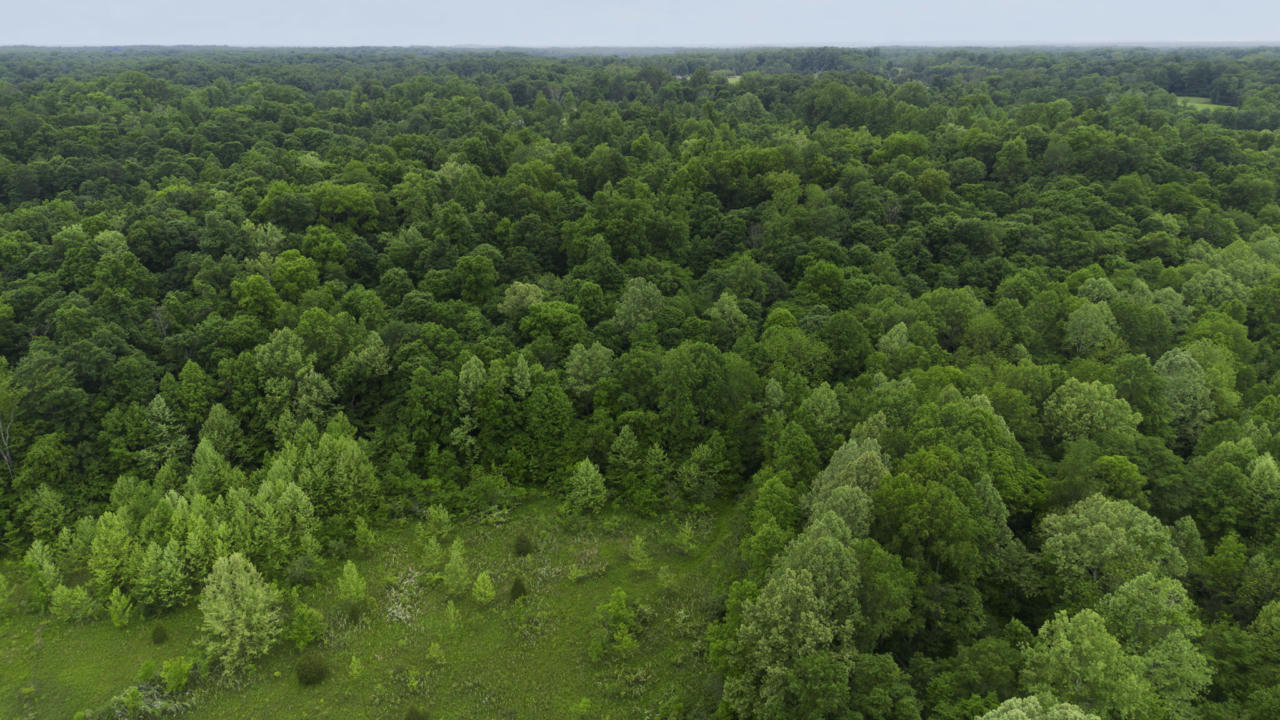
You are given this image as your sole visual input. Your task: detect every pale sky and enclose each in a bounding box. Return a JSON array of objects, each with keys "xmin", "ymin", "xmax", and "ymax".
[{"xmin": 3, "ymin": 0, "xmax": 1278, "ymax": 47}]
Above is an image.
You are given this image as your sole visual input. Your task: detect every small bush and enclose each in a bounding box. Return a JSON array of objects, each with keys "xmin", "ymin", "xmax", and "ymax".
[
  {"xmin": 285, "ymin": 554, "xmax": 322, "ymax": 587},
  {"xmin": 49, "ymin": 584, "xmax": 97, "ymax": 623},
  {"xmin": 161, "ymin": 656, "xmax": 196, "ymax": 694},
  {"xmin": 287, "ymin": 601, "xmax": 326, "ymax": 650},
  {"xmin": 510, "ymin": 576, "xmax": 528, "ymax": 602},
  {"xmin": 514, "ymin": 533, "xmax": 534, "ymax": 557},
  {"xmin": 151, "ymin": 624, "xmax": 169, "ymax": 645},
  {"xmin": 296, "ymin": 651, "xmax": 329, "ymax": 686},
  {"xmin": 405, "ymin": 706, "xmax": 429, "ymax": 720},
  {"xmin": 472, "ymin": 571, "xmax": 495, "ymax": 605}
]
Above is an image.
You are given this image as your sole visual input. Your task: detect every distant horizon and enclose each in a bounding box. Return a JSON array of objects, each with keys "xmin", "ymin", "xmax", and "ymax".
[
  {"xmin": 2, "ymin": 41, "xmax": 1279, "ymax": 51},
  {"xmin": 6, "ymin": 0, "xmax": 1279, "ymax": 49}
]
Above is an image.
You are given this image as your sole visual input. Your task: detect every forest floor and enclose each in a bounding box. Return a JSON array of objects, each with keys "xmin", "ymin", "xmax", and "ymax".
[{"xmin": 1, "ymin": 497, "xmax": 739, "ymax": 720}]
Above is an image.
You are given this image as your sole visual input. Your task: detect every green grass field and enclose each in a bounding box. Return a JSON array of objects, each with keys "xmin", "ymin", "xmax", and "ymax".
[
  {"xmin": 2, "ymin": 498, "xmax": 737, "ymax": 720},
  {"xmin": 1176, "ymin": 95, "xmax": 1232, "ymax": 110}
]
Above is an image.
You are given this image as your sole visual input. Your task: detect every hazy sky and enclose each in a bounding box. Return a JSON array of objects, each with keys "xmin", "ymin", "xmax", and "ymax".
[{"xmin": 5, "ymin": 0, "xmax": 1278, "ymax": 47}]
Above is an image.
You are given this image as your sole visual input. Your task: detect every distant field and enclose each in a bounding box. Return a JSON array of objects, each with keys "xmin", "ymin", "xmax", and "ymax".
[{"xmin": 1176, "ymin": 95, "xmax": 1232, "ymax": 110}]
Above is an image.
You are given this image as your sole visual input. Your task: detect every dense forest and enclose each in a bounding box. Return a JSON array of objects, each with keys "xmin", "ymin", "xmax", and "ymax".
[{"xmin": 4, "ymin": 45, "xmax": 1280, "ymax": 719}]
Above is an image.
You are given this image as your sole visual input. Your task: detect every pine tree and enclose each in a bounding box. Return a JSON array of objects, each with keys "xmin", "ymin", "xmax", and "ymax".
[
  {"xmin": 562, "ymin": 459, "xmax": 606, "ymax": 515},
  {"xmin": 336, "ymin": 560, "xmax": 368, "ymax": 620},
  {"xmin": 443, "ymin": 539, "xmax": 471, "ymax": 597},
  {"xmin": 472, "ymin": 571, "xmax": 495, "ymax": 605},
  {"xmin": 108, "ymin": 586, "xmax": 134, "ymax": 628},
  {"xmin": 198, "ymin": 553, "xmax": 282, "ymax": 678}
]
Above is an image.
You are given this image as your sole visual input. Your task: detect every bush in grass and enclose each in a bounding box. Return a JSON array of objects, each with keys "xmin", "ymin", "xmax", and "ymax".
[
  {"xmin": 472, "ymin": 571, "xmax": 495, "ymax": 605},
  {"xmin": 50, "ymin": 584, "xmax": 97, "ymax": 623},
  {"xmin": 514, "ymin": 533, "xmax": 534, "ymax": 557},
  {"xmin": 445, "ymin": 600, "xmax": 461, "ymax": 633},
  {"xmin": 425, "ymin": 504, "xmax": 452, "ymax": 538},
  {"xmin": 336, "ymin": 560, "xmax": 368, "ymax": 622},
  {"xmin": 161, "ymin": 656, "xmax": 197, "ymax": 694},
  {"xmin": 152, "ymin": 624, "xmax": 169, "ymax": 645},
  {"xmin": 443, "ymin": 539, "xmax": 470, "ymax": 597},
  {"xmin": 588, "ymin": 588, "xmax": 641, "ymax": 662},
  {"xmin": 404, "ymin": 706, "xmax": 428, "ymax": 720},
  {"xmin": 296, "ymin": 651, "xmax": 329, "ymax": 686},
  {"xmin": 628, "ymin": 534, "xmax": 652, "ymax": 571},
  {"xmin": 422, "ymin": 535, "xmax": 444, "ymax": 570},
  {"xmin": 674, "ymin": 520, "xmax": 696, "ymax": 555},
  {"xmin": 510, "ymin": 576, "xmax": 528, "ymax": 603},
  {"xmin": 287, "ymin": 600, "xmax": 326, "ymax": 649},
  {"xmin": 107, "ymin": 586, "xmax": 133, "ymax": 628},
  {"xmin": 353, "ymin": 516, "xmax": 375, "ymax": 555}
]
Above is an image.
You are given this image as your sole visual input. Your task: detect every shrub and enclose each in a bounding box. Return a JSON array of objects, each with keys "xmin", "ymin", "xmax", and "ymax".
[
  {"xmin": 404, "ymin": 706, "xmax": 428, "ymax": 720},
  {"xmin": 152, "ymin": 624, "xmax": 169, "ymax": 645},
  {"xmin": 514, "ymin": 533, "xmax": 534, "ymax": 557},
  {"xmin": 287, "ymin": 600, "xmax": 326, "ymax": 649},
  {"xmin": 472, "ymin": 571, "xmax": 495, "ymax": 605},
  {"xmin": 296, "ymin": 651, "xmax": 329, "ymax": 686},
  {"xmin": 50, "ymin": 584, "xmax": 97, "ymax": 623},
  {"xmin": 443, "ymin": 540, "xmax": 470, "ymax": 597},
  {"xmin": 589, "ymin": 587, "xmax": 642, "ymax": 661},
  {"xmin": 161, "ymin": 656, "xmax": 197, "ymax": 694},
  {"xmin": 628, "ymin": 534, "xmax": 652, "ymax": 570},
  {"xmin": 107, "ymin": 586, "xmax": 133, "ymax": 628},
  {"xmin": 285, "ymin": 554, "xmax": 322, "ymax": 587},
  {"xmin": 336, "ymin": 560, "xmax": 368, "ymax": 622},
  {"xmin": 425, "ymin": 504, "xmax": 452, "ymax": 538}
]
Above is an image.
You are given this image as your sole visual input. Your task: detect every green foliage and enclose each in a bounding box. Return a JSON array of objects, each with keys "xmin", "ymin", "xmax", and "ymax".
[
  {"xmin": 5, "ymin": 45, "xmax": 1280, "ymax": 720},
  {"xmin": 589, "ymin": 587, "xmax": 643, "ymax": 662},
  {"xmin": 151, "ymin": 624, "xmax": 169, "ymax": 645},
  {"xmin": 161, "ymin": 655, "xmax": 197, "ymax": 694},
  {"xmin": 287, "ymin": 600, "xmax": 326, "ymax": 650},
  {"xmin": 1039, "ymin": 494, "xmax": 1186, "ymax": 607},
  {"xmin": 627, "ymin": 534, "xmax": 652, "ymax": 571},
  {"xmin": 562, "ymin": 459, "xmax": 607, "ymax": 515},
  {"xmin": 472, "ymin": 571, "xmax": 495, "ymax": 605},
  {"xmin": 107, "ymin": 586, "xmax": 133, "ymax": 628},
  {"xmin": 978, "ymin": 697, "xmax": 1100, "ymax": 720},
  {"xmin": 443, "ymin": 539, "xmax": 471, "ymax": 597},
  {"xmin": 336, "ymin": 560, "xmax": 368, "ymax": 621},
  {"xmin": 198, "ymin": 553, "xmax": 282, "ymax": 678},
  {"xmin": 50, "ymin": 584, "xmax": 98, "ymax": 623}
]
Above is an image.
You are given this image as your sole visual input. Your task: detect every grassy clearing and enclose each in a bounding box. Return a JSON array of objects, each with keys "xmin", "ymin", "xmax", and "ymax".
[
  {"xmin": 3, "ymin": 497, "xmax": 737, "ymax": 719},
  {"xmin": 0, "ymin": 603, "xmax": 201, "ymax": 719},
  {"xmin": 1176, "ymin": 95, "xmax": 1232, "ymax": 110}
]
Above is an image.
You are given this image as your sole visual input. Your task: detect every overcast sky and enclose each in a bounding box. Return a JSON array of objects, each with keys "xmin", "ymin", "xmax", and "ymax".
[{"xmin": 4, "ymin": 0, "xmax": 1278, "ymax": 47}]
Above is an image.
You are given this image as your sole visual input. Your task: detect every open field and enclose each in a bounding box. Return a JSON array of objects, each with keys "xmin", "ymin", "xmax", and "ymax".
[{"xmin": 2, "ymin": 499, "xmax": 737, "ymax": 720}]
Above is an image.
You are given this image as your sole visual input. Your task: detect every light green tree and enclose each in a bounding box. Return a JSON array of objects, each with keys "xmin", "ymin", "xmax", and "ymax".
[
  {"xmin": 337, "ymin": 560, "xmax": 368, "ymax": 619},
  {"xmin": 443, "ymin": 539, "xmax": 471, "ymax": 597},
  {"xmin": 198, "ymin": 553, "xmax": 282, "ymax": 677},
  {"xmin": 107, "ymin": 586, "xmax": 134, "ymax": 628},
  {"xmin": 562, "ymin": 459, "xmax": 607, "ymax": 515},
  {"xmin": 472, "ymin": 571, "xmax": 495, "ymax": 605},
  {"xmin": 979, "ymin": 696, "xmax": 1100, "ymax": 720},
  {"xmin": 1022, "ymin": 609, "xmax": 1152, "ymax": 719},
  {"xmin": 1039, "ymin": 494, "xmax": 1186, "ymax": 607}
]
